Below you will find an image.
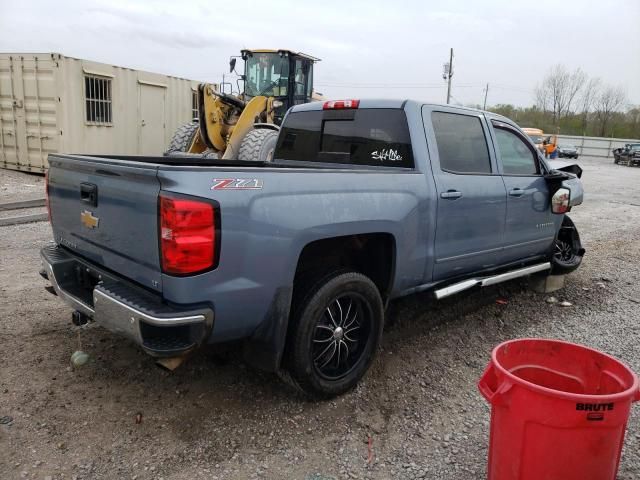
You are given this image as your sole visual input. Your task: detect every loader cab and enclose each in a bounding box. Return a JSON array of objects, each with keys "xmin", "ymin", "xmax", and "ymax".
[{"xmin": 240, "ymin": 49, "xmax": 319, "ymax": 125}]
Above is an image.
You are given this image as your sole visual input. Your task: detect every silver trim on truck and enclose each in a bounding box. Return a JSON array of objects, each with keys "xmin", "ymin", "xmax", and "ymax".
[
  {"xmin": 90, "ymin": 288, "xmax": 206, "ymax": 344},
  {"xmin": 40, "ymin": 246, "xmax": 213, "ymax": 352},
  {"xmin": 433, "ymin": 262, "xmax": 551, "ymax": 299}
]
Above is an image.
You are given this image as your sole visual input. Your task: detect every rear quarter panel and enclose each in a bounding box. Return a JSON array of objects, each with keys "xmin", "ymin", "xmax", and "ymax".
[{"xmin": 157, "ymin": 164, "xmax": 432, "ymax": 342}]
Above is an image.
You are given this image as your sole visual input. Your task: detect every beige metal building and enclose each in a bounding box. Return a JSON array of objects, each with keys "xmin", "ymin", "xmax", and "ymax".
[{"xmin": 0, "ymin": 53, "xmax": 209, "ymax": 173}]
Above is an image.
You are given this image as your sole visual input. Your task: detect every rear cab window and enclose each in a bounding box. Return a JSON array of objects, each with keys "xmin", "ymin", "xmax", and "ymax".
[{"xmin": 274, "ymin": 108, "xmax": 414, "ymax": 168}]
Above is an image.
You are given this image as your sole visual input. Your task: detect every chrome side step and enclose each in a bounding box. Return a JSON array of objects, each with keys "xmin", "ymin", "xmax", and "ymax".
[{"xmin": 433, "ymin": 262, "xmax": 551, "ymax": 300}]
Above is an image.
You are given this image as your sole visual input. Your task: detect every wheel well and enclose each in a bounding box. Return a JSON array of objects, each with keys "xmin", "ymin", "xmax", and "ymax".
[{"xmin": 293, "ymin": 233, "xmax": 396, "ymax": 302}]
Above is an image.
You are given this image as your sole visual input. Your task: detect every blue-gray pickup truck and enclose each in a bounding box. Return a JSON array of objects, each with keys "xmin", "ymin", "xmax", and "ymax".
[{"xmin": 41, "ymin": 99, "xmax": 584, "ymax": 397}]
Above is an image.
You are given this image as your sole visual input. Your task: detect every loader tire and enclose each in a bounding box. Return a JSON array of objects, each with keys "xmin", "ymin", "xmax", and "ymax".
[
  {"xmin": 166, "ymin": 122, "xmax": 200, "ymax": 154},
  {"xmin": 238, "ymin": 129, "xmax": 278, "ymax": 162}
]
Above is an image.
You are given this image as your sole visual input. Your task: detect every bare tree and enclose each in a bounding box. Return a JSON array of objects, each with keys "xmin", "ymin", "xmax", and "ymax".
[
  {"xmin": 578, "ymin": 77, "xmax": 601, "ymax": 134},
  {"xmin": 564, "ymin": 68, "xmax": 586, "ymax": 115},
  {"xmin": 594, "ymin": 86, "xmax": 627, "ymax": 136},
  {"xmin": 534, "ymin": 65, "xmax": 586, "ymax": 125},
  {"xmin": 534, "ymin": 82, "xmax": 551, "ymax": 113}
]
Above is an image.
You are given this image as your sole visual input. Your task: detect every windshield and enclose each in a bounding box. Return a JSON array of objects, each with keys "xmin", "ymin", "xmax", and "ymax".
[
  {"xmin": 244, "ymin": 53, "xmax": 289, "ymax": 97},
  {"xmin": 528, "ymin": 135, "xmax": 543, "ymax": 144},
  {"xmin": 559, "ymin": 145, "xmax": 575, "ymax": 149},
  {"xmin": 629, "ymin": 144, "xmax": 640, "ymax": 151}
]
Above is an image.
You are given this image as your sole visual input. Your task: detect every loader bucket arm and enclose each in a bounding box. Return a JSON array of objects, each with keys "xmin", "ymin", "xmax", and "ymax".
[{"xmin": 221, "ymin": 96, "xmax": 273, "ymax": 160}]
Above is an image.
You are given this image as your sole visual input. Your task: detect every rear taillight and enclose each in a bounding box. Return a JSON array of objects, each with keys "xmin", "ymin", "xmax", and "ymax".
[
  {"xmin": 159, "ymin": 194, "xmax": 218, "ymax": 275},
  {"xmin": 45, "ymin": 170, "xmax": 51, "ymax": 222},
  {"xmin": 323, "ymin": 99, "xmax": 360, "ymax": 110}
]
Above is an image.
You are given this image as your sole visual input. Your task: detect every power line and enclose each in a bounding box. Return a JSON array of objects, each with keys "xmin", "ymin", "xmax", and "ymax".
[
  {"xmin": 315, "ymin": 83, "xmax": 479, "ymax": 89},
  {"xmin": 490, "ymin": 84, "xmax": 536, "ymax": 93}
]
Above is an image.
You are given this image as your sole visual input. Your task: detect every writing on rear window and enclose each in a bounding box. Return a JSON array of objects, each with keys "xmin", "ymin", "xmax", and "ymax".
[
  {"xmin": 372, "ymin": 149, "xmax": 403, "ymax": 162},
  {"xmin": 275, "ymin": 108, "xmax": 414, "ymax": 168}
]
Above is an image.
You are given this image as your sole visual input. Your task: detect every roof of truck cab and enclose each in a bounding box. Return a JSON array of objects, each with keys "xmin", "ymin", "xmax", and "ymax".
[{"xmin": 289, "ymin": 99, "xmax": 513, "ymax": 122}]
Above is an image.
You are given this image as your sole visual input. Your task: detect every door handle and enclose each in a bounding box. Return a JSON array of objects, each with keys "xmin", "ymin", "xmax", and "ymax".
[
  {"xmin": 509, "ymin": 188, "xmax": 524, "ymax": 197},
  {"xmin": 440, "ymin": 190, "xmax": 462, "ymax": 200}
]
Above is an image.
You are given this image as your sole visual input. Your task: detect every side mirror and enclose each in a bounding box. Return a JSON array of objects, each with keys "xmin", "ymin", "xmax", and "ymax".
[
  {"xmin": 229, "ymin": 58, "xmax": 237, "ymax": 73},
  {"xmin": 551, "ymin": 187, "xmax": 571, "ymax": 214}
]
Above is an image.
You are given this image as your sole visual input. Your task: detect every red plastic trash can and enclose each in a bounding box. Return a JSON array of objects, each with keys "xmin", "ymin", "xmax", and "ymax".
[{"xmin": 478, "ymin": 338, "xmax": 640, "ymax": 480}]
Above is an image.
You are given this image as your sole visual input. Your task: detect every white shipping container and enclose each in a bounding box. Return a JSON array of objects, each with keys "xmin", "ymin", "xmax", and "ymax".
[{"xmin": 0, "ymin": 53, "xmax": 210, "ymax": 173}]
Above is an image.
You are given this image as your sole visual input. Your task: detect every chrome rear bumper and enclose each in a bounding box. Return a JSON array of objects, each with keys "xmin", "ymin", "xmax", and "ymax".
[{"xmin": 40, "ymin": 245, "xmax": 213, "ymax": 356}]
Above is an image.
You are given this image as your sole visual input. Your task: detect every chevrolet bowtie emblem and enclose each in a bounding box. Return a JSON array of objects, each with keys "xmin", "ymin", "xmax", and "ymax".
[{"xmin": 81, "ymin": 210, "xmax": 99, "ymax": 229}]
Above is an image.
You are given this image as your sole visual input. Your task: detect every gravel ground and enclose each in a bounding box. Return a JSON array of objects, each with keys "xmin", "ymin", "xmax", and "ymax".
[
  {"xmin": 0, "ymin": 157, "xmax": 639, "ymax": 480},
  {"xmin": 0, "ymin": 169, "xmax": 44, "ymax": 203},
  {"xmin": 0, "ymin": 207, "xmax": 47, "ymax": 221}
]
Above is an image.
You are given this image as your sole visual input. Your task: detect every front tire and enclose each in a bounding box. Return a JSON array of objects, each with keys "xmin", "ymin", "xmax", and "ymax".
[
  {"xmin": 285, "ymin": 271, "xmax": 384, "ymax": 398},
  {"xmin": 238, "ymin": 128, "xmax": 278, "ymax": 162},
  {"xmin": 551, "ymin": 216, "xmax": 584, "ymax": 275}
]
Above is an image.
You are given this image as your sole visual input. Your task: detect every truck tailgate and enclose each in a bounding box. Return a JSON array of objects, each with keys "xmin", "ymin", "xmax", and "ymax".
[{"xmin": 47, "ymin": 155, "xmax": 163, "ymax": 292}]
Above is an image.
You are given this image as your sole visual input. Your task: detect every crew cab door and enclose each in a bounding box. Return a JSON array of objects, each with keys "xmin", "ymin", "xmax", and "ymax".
[
  {"xmin": 489, "ymin": 120, "xmax": 557, "ymax": 263},
  {"xmin": 422, "ymin": 106, "xmax": 507, "ymax": 280}
]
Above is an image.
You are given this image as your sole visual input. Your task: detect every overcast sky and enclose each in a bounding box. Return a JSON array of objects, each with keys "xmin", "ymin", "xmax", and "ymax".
[{"xmin": 1, "ymin": 0, "xmax": 639, "ymax": 108}]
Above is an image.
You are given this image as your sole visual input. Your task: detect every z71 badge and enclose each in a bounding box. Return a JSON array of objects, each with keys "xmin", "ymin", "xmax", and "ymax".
[{"xmin": 211, "ymin": 178, "xmax": 263, "ymax": 190}]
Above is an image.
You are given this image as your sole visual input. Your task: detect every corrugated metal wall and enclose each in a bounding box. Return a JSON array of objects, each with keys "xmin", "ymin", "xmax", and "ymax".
[
  {"xmin": 0, "ymin": 53, "xmax": 208, "ymax": 173},
  {"xmin": 555, "ymin": 134, "xmax": 640, "ymax": 159},
  {"xmin": 0, "ymin": 54, "xmax": 60, "ymax": 172}
]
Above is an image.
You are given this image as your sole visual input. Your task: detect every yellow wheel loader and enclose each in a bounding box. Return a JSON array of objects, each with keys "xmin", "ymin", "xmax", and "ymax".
[{"xmin": 167, "ymin": 49, "xmax": 322, "ymax": 162}]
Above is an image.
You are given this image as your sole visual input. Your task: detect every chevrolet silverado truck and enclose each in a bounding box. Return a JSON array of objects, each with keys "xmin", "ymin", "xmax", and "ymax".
[{"xmin": 41, "ymin": 99, "xmax": 585, "ymax": 398}]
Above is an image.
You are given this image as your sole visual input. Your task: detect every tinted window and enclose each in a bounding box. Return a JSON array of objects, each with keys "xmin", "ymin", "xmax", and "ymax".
[
  {"xmin": 275, "ymin": 109, "xmax": 414, "ymax": 168},
  {"xmin": 431, "ymin": 112, "xmax": 491, "ymax": 174},
  {"xmin": 493, "ymin": 127, "xmax": 539, "ymax": 175}
]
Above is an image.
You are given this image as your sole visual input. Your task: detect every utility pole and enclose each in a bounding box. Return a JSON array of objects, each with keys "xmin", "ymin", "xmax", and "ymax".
[
  {"xmin": 442, "ymin": 48, "xmax": 454, "ymax": 104},
  {"xmin": 483, "ymin": 83, "xmax": 489, "ymax": 110}
]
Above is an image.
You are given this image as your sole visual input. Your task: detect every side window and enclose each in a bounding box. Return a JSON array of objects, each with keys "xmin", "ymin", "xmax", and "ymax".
[
  {"xmin": 493, "ymin": 126, "xmax": 539, "ymax": 175},
  {"xmin": 431, "ymin": 111, "xmax": 491, "ymax": 174}
]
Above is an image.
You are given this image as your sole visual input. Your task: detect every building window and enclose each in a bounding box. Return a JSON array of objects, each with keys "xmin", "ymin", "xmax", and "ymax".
[
  {"xmin": 84, "ymin": 75, "xmax": 112, "ymax": 125},
  {"xmin": 192, "ymin": 90, "xmax": 199, "ymax": 121}
]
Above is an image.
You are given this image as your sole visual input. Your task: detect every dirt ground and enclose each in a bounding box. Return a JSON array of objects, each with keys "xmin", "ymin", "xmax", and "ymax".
[{"xmin": 1, "ymin": 157, "xmax": 639, "ymax": 480}]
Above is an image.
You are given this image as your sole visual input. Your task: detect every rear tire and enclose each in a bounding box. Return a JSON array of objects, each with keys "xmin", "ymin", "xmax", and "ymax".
[
  {"xmin": 285, "ymin": 271, "xmax": 384, "ymax": 398},
  {"xmin": 551, "ymin": 216, "xmax": 584, "ymax": 275},
  {"xmin": 238, "ymin": 129, "xmax": 278, "ymax": 162},
  {"xmin": 166, "ymin": 122, "xmax": 200, "ymax": 154}
]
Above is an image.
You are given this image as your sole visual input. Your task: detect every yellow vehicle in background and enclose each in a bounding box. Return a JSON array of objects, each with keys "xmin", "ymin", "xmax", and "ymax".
[
  {"xmin": 167, "ymin": 49, "xmax": 322, "ymax": 161},
  {"xmin": 522, "ymin": 127, "xmax": 557, "ymax": 157}
]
